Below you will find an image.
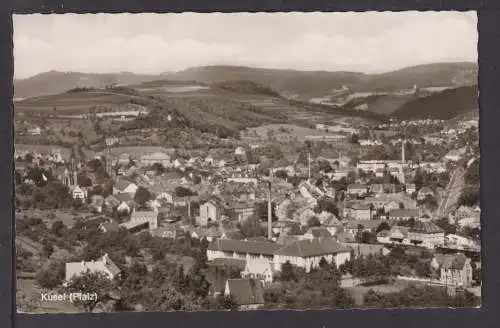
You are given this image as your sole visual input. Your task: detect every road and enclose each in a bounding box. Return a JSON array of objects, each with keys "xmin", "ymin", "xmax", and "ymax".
[{"xmin": 436, "ymin": 167, "xmax": 466, "ymax": 218}]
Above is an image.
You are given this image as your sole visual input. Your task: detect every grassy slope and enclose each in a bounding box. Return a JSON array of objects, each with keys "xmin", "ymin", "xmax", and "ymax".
[{"xmin": 392, "ymin": 85, "xmax": 478, "ymax": 120}]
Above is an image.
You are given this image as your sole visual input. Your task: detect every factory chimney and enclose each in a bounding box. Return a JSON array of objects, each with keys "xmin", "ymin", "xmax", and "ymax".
[{"xmin": 267, "ymin": 180, "xmax": 273, "ymax": 241}]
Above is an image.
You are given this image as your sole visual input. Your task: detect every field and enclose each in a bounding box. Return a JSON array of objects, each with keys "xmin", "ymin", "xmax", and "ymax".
[
  {"xmin": 107, "ymin": 146, "xmax": 176, "ymax": 157},
  {"xmin": 15, "ymin": 90, "xmax": 136, "ymax": 115},
  {"xmin": 346, "ymin": 281, "xmax": 410, "ymax": 306},
  {"xmin": 244, "ymin": 123, "xmax": 334, "ymax": 141}
]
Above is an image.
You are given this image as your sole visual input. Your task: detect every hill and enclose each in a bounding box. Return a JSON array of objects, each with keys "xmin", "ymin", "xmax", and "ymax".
[
  {"xmin": 392, "ymin": 85, "xmax": 478, "ymax": 120},
  {"xmin": 14, "ymin": 71, "xmax": 160, "ymax": 99},
  {"xmin": 165, "ymin": 62, "xmax": 477, "ymax": 99},
  {"xmin": 356, "ymin": 62, "xmax": 477, "ymax": 92},
  {"xmin": 15, "ymin": 62, "xmax": 476, "ymax": 101}
]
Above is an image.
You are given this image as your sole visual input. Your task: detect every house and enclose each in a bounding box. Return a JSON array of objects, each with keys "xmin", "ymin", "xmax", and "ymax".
[
  {"xmin": 156, "ymin": 191, "xmax": 174, "ymax": 204},
  {"xmin": 65, "ymin": 253, "xmax": 121, "ymax": 282},
  {"xmin": 388, "ymin": 209, "xmax": 420, "ymax": 221},
  {"xmin": 140, "ymin": 152, "xmax": 171, "ymax": 167},
  {"xmin": 377, "ymin": 222, "xmax": 444, "ymax": 249},
  {"xmin": 345, "ymin": 243, "xmax": 390, "ymax": 258},
  {"xmin": 104, "ymin": 195, "xmax": 120, "ymax": 209},
  {"xmin": 119, "ymin": 220, "xmax": 149, "ymax": 234},
  {"xmin": 343, "ymin": 203, "xmax": 372, "ymax": 220},
  {"xmin": 303, "ymin": 227, "xmax": 333, "ymax": 240},
  {"xmin": 431, "ymin": 253, "xmax": 473, "ymax": 287},
  {"xmin": 207, "ymin": 239, "xmax": 282, "ymax": 263},
  {"xmin": 71, "ymin": 185, "xmax": 87, "ymax": 200},
  {"xmin": 241, "ymin": 258, "xmax": 275, "ymax": 283},
  {"xmin": 198, "ymin": 199, "xmax": 222, "ymax": 226},
  {"xmin": 224, "ymin": 279, "xmax": 264, "ymax": 310},
  {"xmin": 98, "ymin": 221, "xmax": 120, "ymax": 233},
  {"xmin": 113, "ymin": 179, "xmax": 138, "ymax": 195},
  {"xmin": 234, "ymin": 147, "xmax": 246, "ymax": 156},
  {"xmin": 173, "ymin": 158, "xmax": 186, "ymax": 169},
  {"xmin": 90, "ymin": 195, "xmax": 104, "ymax": 213},
  {"xmin": 191, "ymin": 227, "xmax": 222, "ymax": 242},
  {"xmin": 231, "ymin": 202, "xmax": 255, "ymax": 222},
  {"xmin": 344, "ymin": 220, "xmax": 386, "ymax": 235},
  {"xmin": 29, "ymin": 126, "xmax": 42, "ymax": 136},
  {"xmin": 347, "ymin": 184, "xmax": 369, "ymax": 197},
  {"xmin": 273, "ymin": 239, "xmax": 351, "ymax": 273},
  {"xmin": 407, "ymin": 221, "xmax": 445, "ymax": 248},
  {"xmin": 130, "ymin": 208, "xmax": 159, "ymax": 231},
  {"xmin": 406, "ymin": 183, "xmax": 417, "ymax": 194},
  {"xmin": 417, "ymin": 187, "xmax": 435, "ymax": 201}
]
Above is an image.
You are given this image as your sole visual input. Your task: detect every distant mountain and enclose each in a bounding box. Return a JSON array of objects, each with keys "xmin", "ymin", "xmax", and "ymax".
[
  {"xmin": 392, "ymin": 85, "xmax": 478, "ymax": 120},
  {"xmin": 164, "ymin": 66, "xmax": 365, "ymax": 99},
  {"xmin": 15, "ymin": 62, "xmax": 477, "ymax": 102},
  {"xmin": 14, "ymin": 71, "xmax": 161, "ymax": 99},
  {"xmin": 166, "ymin": 62, "xmax": 477, "ymax": 99},
  {"xmin": 355, "ymin": 62, "xmax": 477, "ymax": 92}
]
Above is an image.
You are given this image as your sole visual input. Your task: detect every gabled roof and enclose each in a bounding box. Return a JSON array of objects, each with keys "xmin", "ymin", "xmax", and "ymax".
[
  {"xmin": 388, "ymin": 209, "xmax": 420, "ymax": 218},
  {"xmin": 305, "ymin": 227, "xmax": 332, "ymax": 238},
  {"xmin": 115, "ymin": 179, "xmax": 135, "ymax": 191},
  {"xmin": 434, "ymin": 253, "xmax": 469, "ymax": 270},
  {"xmin": 115, "ymin": 192, "xmax": 133, "ymax": 202},
  {"xmin": 207, "ymin": 239, "xmax": 282, "ymax": 256},
  {"xmin": 347, "ymin": 184, "xmax": 368, "ymax": 190},
  {"xmin": 410, "ymin": 221, "xmax": 444, "ymax": 234},
  {"xmin": 226, "ymin": 279, "xmax": 264, "ymax": 305},
  {"xmin": 274, "ymin": 239, "xmax": 350, "ymax": 257}
]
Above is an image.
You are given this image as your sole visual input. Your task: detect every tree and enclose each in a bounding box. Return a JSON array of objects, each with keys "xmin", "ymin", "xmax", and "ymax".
[
  {"xmin": 215, "ymin": 293, "xmax": 238, "ymax": 310},
  {"xmin": 35, "ymin": 261, "xmax": 65, "ymax": 289},
  {"xmin": 280, "ymin": 261, "xmax": 297, "ymax": 282},
  {"xmin": 239, "ymin": 216, "xmax": 266, "ymax": 238},
  {"xmin": 350, "ymin": 134, "xmax": 359, "ymax": 144},
  {"xmin": 307, "ymin": 216, "xmax": 321, "ymax": 228},
  {"xmin": 376, "ymin": 221, "xmax": 390, "ymax": 233},
  {"xmin": 133, "ymin": 186, "xmax": 153, "ymax": 206},
  {"xmin": 64, "ymin": 270, "xmax": 114, "ymax": 312}
]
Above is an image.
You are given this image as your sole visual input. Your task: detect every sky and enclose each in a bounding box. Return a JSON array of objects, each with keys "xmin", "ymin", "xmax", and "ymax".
[{"xmin": 13, "ymin": 12, "xmax": 477, "ymax": 79}]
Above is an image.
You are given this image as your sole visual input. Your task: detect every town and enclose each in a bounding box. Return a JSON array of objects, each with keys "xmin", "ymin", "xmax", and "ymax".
[{"xmin": 15, "ymin": 101, "xmax": 481, "ymax": 312}]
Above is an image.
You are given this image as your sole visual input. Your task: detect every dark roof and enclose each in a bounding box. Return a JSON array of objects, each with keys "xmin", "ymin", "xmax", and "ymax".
[
  {"xmin": 305, "ymin": 227, "xmax": 332, "ymax": 238},
  {"xmin": 435, "ymin": 253, "xmax": 469, "ymax": 270},
  {"xmin": 388, "ymin": 209, "xmax": 420, "ymax": 218},
  {"xmin": 226, "ymin": 279, "xmax": 265, "ymax": 306},
  {"xmin": 208, "ymin": 239, "xmax": 282, "ymax": 256},
  {"xmin": 274, "ymin": 239, "xmax": 350, "ymax": 257},
  {"xmin": 276, "ymin": 235, "xmax": 302, "ymax": 245},
  {"xmin": 410, "ymin": 221, "xmax": 444, "ymax": 234},
  {"xmin": 349, "ymin": 203, "xmax": 371, "ymax": 210},
  {"xmin": 345, "ymin": 220, "xmax": 385, "ymax": 230},
  {"xmin": 209, "ymin": 258, "xmax": 247, "ymax": 270},
  {"xmin": 115, "ymin": 192, "xmax": 133, "ymax": 202},
  {"xmin": 348, "ymin": 184, "xmax": 368, "ymax": 190},
  {"xmin": 115, "ymin": 178, "xmax": 134, "ymax": 191}
]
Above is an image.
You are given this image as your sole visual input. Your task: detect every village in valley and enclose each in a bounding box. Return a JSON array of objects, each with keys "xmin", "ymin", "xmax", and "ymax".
[{"xmin": 14, "ymin": 13, "xmax": 480, "ymax": 314}]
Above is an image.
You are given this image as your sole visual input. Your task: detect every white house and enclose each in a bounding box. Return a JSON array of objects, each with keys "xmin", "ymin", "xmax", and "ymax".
[
  {"xmin": 431, "ymin": 253, "xmax": 473, "ymax": 287},
  {"xmin": 241, "ymin": 258, "xmax": 275, "ymax": 283},
  {"xmin": 273, "ymin": 239, "xmax": 351, "ymax": 273},
  {"xmin": 65, "ymin": 253, "xmax": 121, "ymax": 283},
  {"xmin": 71, "ymin": 185, "xmax": 87, "ymax": 200},
  {"xmin": 235, "ymin": 147, "xmax": 246, "ymax": 156},
  {"xmin": 198, "ymin": 200, "xmax": 222, "ymax": 226},
  {"xmin": 130, "ymin": 208, "xmax": 159, "ymax": 231}
]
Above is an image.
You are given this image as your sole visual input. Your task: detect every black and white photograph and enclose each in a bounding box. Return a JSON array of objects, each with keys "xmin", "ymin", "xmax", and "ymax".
[{"xmin": 13, "ymin": 12, "xmax": 480, "ymax": 313}]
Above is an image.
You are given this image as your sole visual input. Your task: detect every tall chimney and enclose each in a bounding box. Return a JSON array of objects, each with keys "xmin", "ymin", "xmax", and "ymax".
[
  {"xmin": 267, "ymin": 181, "xmax": 272, "ymax": 241},
  {"xmin": 73, "ymin": 168, "xmax": 78, "ymax": 187},
  {"xmin": 308, "ymin": 151, "xmax": 311, "ymax": 181},
  {"xmin": 401, "ymin": 140, "xmax": 406, "ymax": 164}
]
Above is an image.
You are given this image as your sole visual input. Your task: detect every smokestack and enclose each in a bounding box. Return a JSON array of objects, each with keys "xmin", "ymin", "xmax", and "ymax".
[
  {"xmin": 308, "ymin": 151, "xmax": 311, "ymax": 181},
  {"xmin": 402, "ymin": 140, "xmax": 406, "ymax": 164},
  {"xmin": 267, "ymin": 181, "xmax": 272, "ymax": 241},
  {"xmin": 73, "ymin": 168, "xmax": 78, "ymax": 187}
]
